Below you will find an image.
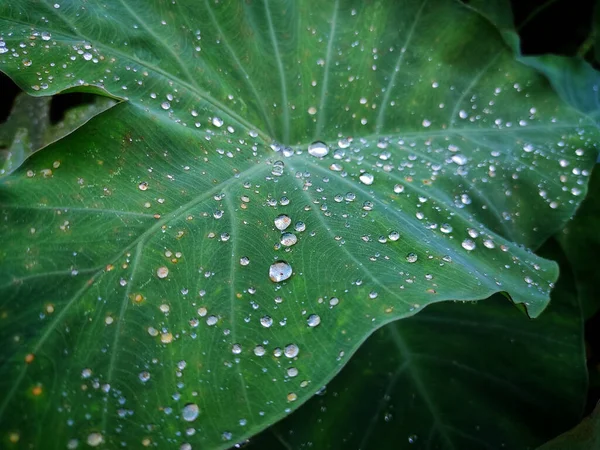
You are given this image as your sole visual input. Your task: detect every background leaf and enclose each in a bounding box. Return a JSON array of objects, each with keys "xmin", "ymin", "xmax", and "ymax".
[
  {"xmin": 537, "ymin": 401, "xmax": 600, "ymax": 450},
  {"xmin": 0, "ymin": 91, "xmax": 115, "ymax": 176},
  {"xmin": 0, "ymin": 1, "xmax": 598, "ymax": 448}
]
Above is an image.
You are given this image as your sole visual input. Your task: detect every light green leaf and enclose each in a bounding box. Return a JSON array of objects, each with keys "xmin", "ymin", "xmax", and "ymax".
[
  {"xmin": 0, "ymin": 1, "xmax": 597, "ymax": 448},
  {"xmin": 246, "ymin": 241, "xmax": 587, "ymax": 450},
  {"xmin": 0, "ymin": 92, "xmax": 115, "ymax": 176}
]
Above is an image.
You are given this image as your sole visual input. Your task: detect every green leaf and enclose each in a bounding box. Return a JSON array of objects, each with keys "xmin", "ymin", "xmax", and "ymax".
[
  {"xmin": 538, "ymin": 402, "xmax": 600, "ymax": 450},
  {"xmin": 0, "ymin": 92, "xmax": 115, "ymax": 176},
  {"xmin": 0, "ymin": 1, "xmax": 597, "ymax": 448},
  {"xmin": 246, "ymin": 240, "xmax": 588, "ymax": 450}
]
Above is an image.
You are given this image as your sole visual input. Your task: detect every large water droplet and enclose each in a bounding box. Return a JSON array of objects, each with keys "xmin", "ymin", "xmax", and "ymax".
[
  {"xmin": 308, "ymin": 141, "xmax": 329, "ymax": 157},
  {"xmin": 284, "ymin": 344, "xmax": 299, "ymax": 358},
  {"xmin": 269, "ymin": 261, "xmax": 293, "ymax": 282},
  {"xmin": 307, "ymin": 314, "xmax": 321, "ymax": 327},
  {"xmin": 280, "ymin": 233, "xmax": 297, "ymax": 247},
  {"xmin": 182, "ymin": 403, "xmax": 199, "ymax": 422},
  {"xmin": 359, "ymin": 173, "xmax": 374, "ymax": 185},
  {"xmin": 274, "ymin": 215, "xmax": 291, "ymax": 231}
]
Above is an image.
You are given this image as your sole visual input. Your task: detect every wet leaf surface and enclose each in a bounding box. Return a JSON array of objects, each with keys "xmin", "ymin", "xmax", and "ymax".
[{"xmin": 0, "ymin": 0, "xmax": 598, "ymax": 448}]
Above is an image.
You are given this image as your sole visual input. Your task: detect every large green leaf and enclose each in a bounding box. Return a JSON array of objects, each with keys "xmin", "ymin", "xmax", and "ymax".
[
  {"xmin": 246, "ymin": 241, "xmax": 587, "ymax": 450},
  {"xmin": 0, "ymin": 0, "xmax": 597, "ymax": 448}
]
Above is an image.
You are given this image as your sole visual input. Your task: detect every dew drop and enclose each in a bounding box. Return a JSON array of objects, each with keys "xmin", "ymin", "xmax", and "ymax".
[
  {"xmin": 260, "ymin": 316, "xmax": 273, "ymax": 328},
  {"xmin": 182, "ymin": 403, "xmax": 199, "ymax": 422},
  {"xmin": 451, "ymin": 154, "xmax": 467, "ymax": 166},
  {"xmin": 211, "ymin": 117, "xmax": 223, "ymax": 127},
  {"xmin": 388, "ymin": 231, "xmax": 400, "ymax": 241},
  {"xmin": 87, "ymin": 433, "xmax": 103, "ymax": 447},
  {"xmin": 280, "ymin": 233, "xmax": 297, "ymax": 247},
  {"xmin": 359, "ymin": 173, "xmax": 374, "ymax": 185},
  {"xmin": 269, "ymin": 261, "xmax": 293, "ymax": 282},
  {"xmin": 284, "ymin": 344, "xmax": 299, "ymax": 358},
  {"xmin": 462, "ymin": 239, "xmax": 476, "ymax": 251},
  {"xmin": 406, "ymin": 253, "xmax": 418, "ymax": 263},
  {"xmin": 157, "ymin": 266, "xmax": 169, "ymax": 279},
  {"xmin": 274, "ymin": 215, "xmax": 292, "ymax": 231},
  {"xmin": 308, "ymin": 141, "xmax": 329, "ymax": 157},
  {"xmin": 307, "ymin": 314, "xmax": 321, "ymax": 327},
  {"xmin": 161, "ymin": 101, "xmax": 170, "ymax": 110},
  {"xmin": 240, "ymin": 256, "xmax": 250, "ymax": 266}
]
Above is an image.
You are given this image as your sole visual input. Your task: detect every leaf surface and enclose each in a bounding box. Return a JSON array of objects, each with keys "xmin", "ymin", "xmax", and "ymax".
[
  {"xmin": 246, "ymin": 242, "xmax": 587, "ymax": 450},
  {"xmin": 0, "ymin": 0, "xmax": 597, "ymax": 448}
]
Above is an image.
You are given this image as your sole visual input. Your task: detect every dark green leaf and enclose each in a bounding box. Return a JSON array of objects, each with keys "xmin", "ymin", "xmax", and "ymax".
[{"xmin": 0, "ymin": 1, "xmax": 597, "ymax": 448}]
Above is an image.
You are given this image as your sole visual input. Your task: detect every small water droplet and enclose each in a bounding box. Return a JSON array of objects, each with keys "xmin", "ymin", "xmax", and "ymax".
[
  {"xmin": 161, "ymin": 101, "xmax": 170, "ymax": 110},
  {"xmin": 211, "ymin": 117, "xmax": 223, "ymax": 127},
  {"xmin": 260, "ymin": 316, "xmax": 273, "ymax": 328},
  {"xmin": 157, "ymin": 266, "xmax": 169, "ymax": 278},
  {"xmin": 240, "ymin": 256, "xmax": 250, "ymax": 266}
]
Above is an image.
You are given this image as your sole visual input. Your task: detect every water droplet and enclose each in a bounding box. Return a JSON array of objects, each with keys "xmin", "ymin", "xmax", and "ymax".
[
  {"xmin": 308, "ymin": 141, "xmax": 329, "ymax": 157},
  {"xmin": 393, "ymin": 184, "xmax": 404, "ymax": 194},
  {"xmin": 260, "ymin": 316, "xmax": 273, "ymax": 328},
  {"xmin": 406, "ymin": 253, "xmax": 418, "ymax": 263},
  {"xmin": 272, "ymin": 160, "xmax": 285, "ymax": 177},
  {"xmin": 307, "ymin": 314, "xmax": 321, "ymax": 327},
  {"xmin": 408, "ymin": 434, "xmax": 418, "ymax": 444},
  {"xmin": 359, "ymin": 173, "xmax": 374, "ymax": 185},
  {"xmin": 451, "ymin": 154, "xmax": 467, "ymax": 166},
  {"xmin": 254, "ymin": 345, "xmax": 266, "ymax": 356},
  {"xmin": 388, "ymin": 231, "xmax": 400, "ymax": 241},
  {"xmin": 161, "ymin": 101, "xmax": 170, "ymax": 110},
  {"xmin": 284, "ymin": 344, "xmax": 299, "ymax": 358},
  {"xmin": 287, "ymin": 367, "xmax": 299, "ymax": 377},
  {"xmin": 87, "ymin": 433, "xmax": 103, "ymax": 447},
  {"xmin": 139, "ymin": 371, "xmax": 150, "ymax": 383},
  {"xmin": 232, "ymin": 343, "xmax": 242, "ymax": 354},
  {"xmin": 240, "ymin": 256, "xmax": 250, "ymax": 266},
  {"xmin": 274, "ymin": 215, "xmax": 291, "ymax": 231},
  {"xmin": 182, "ymin": 403, "xmax": 199, "ymax": 422},
  {"xmin": 440, "ymin": 224, "xmax": 453, "ymax": 234},
  {"xmin": 269, "ymin": 261, "xmax": 293, "ymax": 282},
  {"xmin": 206, "ymin": 315, "xmax": 218, "ymax": 326},
  {"xmin": 294, "ymin": 222, "xmax": 306, "ymax": 232},
  {"xmin": 138, "ymin": 182, "xmax": 148, "ymax": 191},
  {"xmin": 157, "ymin": 266, "xmax": 169, "ymax": 278},
  {"xmin": 211, "ymin": 117, "xmax": 223, "ymax": 127},
  {"xmin": 280, "ymin": 233, "xmax": 297, "ymax": 247},
  {"xmin": 462, "ymin": 239, "xmax": 476, "ymax": 251}
]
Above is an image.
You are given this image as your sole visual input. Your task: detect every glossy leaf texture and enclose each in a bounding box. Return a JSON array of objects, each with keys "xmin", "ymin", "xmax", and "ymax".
[
  {"xmin": 0, "ymin": 0, "xmax": 598, "ymax": 448},
  {"xmin": 246, "ymin": 242, "xmax": 587, "ymax": 450},
  {"xmin": 0, "ymin": 92, "xmax": 115, "ymax": 176}
]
